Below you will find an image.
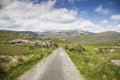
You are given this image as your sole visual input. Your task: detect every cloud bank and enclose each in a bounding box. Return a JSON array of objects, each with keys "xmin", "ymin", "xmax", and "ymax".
[
  {"xmin": 95, "ymin": 5, "xmax": 109, "ymax": 14},
  {"xmin": 111, "ymin": 14, "xmax": 120, "ymax": 20},
  {"xmin": 0, "ymin": 0, "xmax": 119, "ymax": 32}
]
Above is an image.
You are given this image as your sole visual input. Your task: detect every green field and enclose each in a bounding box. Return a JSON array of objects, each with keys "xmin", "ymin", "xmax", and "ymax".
[
  {"xmin": 0, "ymin": 30, "xmax": 120, "ymax": 80},
  {"xmin": 43, "ymin": 30, "xmax": 120, "ymax": 80},
  {"xmin": 65, "ymin": 44, "xmax": 120, "ymax": 80},
  {"xmin": 0, "ymin": 30, "xmax": 55, "ymax": 80}
]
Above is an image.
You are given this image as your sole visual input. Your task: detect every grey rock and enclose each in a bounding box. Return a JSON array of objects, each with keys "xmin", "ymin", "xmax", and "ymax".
[
  {"xmin": 0, "ymin": 55, "xmax": 10, "ymax": 63},
  {"xmin": 9, "ymin": 39, "xmax": 58, "ymax": 48},
  {"xmin": 111, "ymin": 60, "xmax": 120, "ymax": 67}
]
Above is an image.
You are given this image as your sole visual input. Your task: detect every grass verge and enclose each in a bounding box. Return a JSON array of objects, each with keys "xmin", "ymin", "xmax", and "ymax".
[
  {"xmin": 0, "ymin": 48, "xmax": 53, "ymax": 80},
  {"xmin": 66, "ymin": 47, "xmax": 120, "ymax": 80}
]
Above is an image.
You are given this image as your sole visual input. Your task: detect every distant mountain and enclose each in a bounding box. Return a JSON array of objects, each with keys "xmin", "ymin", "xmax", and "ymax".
[
  {"xmin": 1, "ymin": 30, "xmax": 120, "ymax": 45},
  {"xmin": 18, "ymin": 31, "xmax": 38, "ymax": 36},
  {"xmin": 79, "ymin": 31, "xmax": 120, "ymax": 45},
  {"xmin": 97, "ymin": 31, "xmax": 119, "ymax": 36},
  {"xmin": 38, "ymin": 29, "xmax": 94, "ymax": 35},
  {"xmin": 66, "ymin": 29, "xmax": 94, "ymax": 34}
]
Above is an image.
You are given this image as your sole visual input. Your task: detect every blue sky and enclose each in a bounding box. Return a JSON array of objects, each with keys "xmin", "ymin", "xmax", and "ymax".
[
  {"xmin": 54, "ymin": 0, "xmax": 120, "ymax": 23},
  {"xmin": 0, "ymin": 0, "xmax": 120, "ymax": 32},
  {"xmin": 33, "ymin": 0, "xmax": 120, "ymax": 22}
]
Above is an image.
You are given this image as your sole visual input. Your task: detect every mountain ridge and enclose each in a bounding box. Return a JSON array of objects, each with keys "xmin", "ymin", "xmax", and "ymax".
[{"xmin": 0, "ymin": 30, "xmax": 120, "ymax": 45}]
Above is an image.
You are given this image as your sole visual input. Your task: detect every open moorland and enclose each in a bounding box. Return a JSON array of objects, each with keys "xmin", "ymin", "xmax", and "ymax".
[
  {"xmin": 41, "ymin": 30, "xmax": 120, "ymax": 80},
  {"xmin": 0, "ymin": 30, "xmax": 120, "ymax": 80},
  {"xmin": 0, "ymin": 30, "xmax": 58, "ymax": 80}
]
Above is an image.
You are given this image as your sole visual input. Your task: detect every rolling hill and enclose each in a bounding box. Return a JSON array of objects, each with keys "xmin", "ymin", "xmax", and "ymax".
[
  {"xmin": 81, "ymin": 31, "xmax": 120, "ymax": 44},
  {"xmin": 0, "ymin": 30, "xmax": 120, "ymax": 45},
  {"xmin": 0, "ymin": 30, "xmax": 39, "ymax": 42},
  {"xmin": 38, "ymin": 30, "xmax": 120, "ymax": 45},
  {"xmin": 72, "ymin": 31, "xmax": 120, "ymax": 45},
  {"xmin": 18, "ymin": 31, "xmax": 38, "ymax": 36}
]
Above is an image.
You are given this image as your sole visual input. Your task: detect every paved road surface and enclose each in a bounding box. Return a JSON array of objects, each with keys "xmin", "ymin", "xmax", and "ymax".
[{"xmin": 18, "ymin": 48, "xmax": 84, "ymax": 80}]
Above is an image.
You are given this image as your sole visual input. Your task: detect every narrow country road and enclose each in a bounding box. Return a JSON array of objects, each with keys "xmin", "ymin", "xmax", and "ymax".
[{"xmin": 18, "ymin": 48, "xmax": 84, "ymax": 80}]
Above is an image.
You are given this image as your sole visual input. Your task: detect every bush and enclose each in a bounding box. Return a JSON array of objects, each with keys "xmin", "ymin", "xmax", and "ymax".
[
  {"xmin": 0, "ymin": 64, "xmax": 8, "ymax": 74},
  {"xmin": 75, "ymin": 44, "xmax": 85, "ymax": 52},
  {"xmin": 17, "ymin": 56, "xmax": 24, "ymax": 62},
  {"xmin": 29, "ymin": 46, "xmax": 35, "ymax": 50},
  {"xmin": 67, "ymin": 44, "xmax": 85, "ymax": 53}
]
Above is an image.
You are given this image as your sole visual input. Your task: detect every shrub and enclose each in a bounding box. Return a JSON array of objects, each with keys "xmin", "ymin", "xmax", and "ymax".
[
  {"xmin": 67, "ymin": 44, "xmax": 85, "ymax": 53},
  {"xmin": 17, "ymin": 56, "xmax": 24, "ymax": 62},
  {"xmin": 0, "ymin": 64, "xmax": 8, "ymax": 74},
  {"xmin": 75, "ymin": 44, "xmax": 85, "ymax": 52},
  {"xmin": 29, "ymin": 46, "xmax": 35, "ymax": 50}
]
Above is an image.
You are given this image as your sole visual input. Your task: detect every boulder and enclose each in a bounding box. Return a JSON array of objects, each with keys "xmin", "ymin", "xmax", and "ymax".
[
  {"xmin": 0, "ymin": 55, "xmax": 10, "ymax": 63},
  {"xmin": 112, "ymin": 46, "xmax": 120, "ymax": 49},
  {"xmin": 9, "ymin": 39, "xmax": 58, "ymax": 48},
  {"xmin": 9, "ymin": 39, "xmax": 30, "ymax": 46},
  {"xmin": 22, "ymin": 40, "xmax": 30, "ymax": 45},
  {"xmin": 15, "ymin": 43, "xmax": 23, "ymax": 46},
  {"xmin": 95, "ymin": 48, "xmax": 110, "ymax": 54},
  {"xmin": 109, "ymin": 49, "xmax": 115, "ymax": 53},
  {"xmin": 9, "ymin": 39, "xmax": 22, "ymax": 44},
  {"xmin": 111, "ymin": 60, "xmax": 120, "ymax": 67}
]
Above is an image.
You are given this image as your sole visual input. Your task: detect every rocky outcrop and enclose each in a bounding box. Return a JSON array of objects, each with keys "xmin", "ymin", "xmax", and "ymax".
[
  {"xmin": 94, "ymin": 45, "xmax": 120, "ymax": 54},
  {"xmin": 111, "ymin": 60, "xmax": 120, "ymax": 67},
  {"xmin": 9, "ymin": 39, "xmax": 58, "ymax": 48},
  {"xmin": 9, "ymin": 39, "xmax": 30, "ymax": 46},
  {"xmin": 0, "ymin": 55, "xmax": 10, "ymax": 63},
  {"xmin": 111, "ymin": 46, "xmax": 120, "ymax": 49}
]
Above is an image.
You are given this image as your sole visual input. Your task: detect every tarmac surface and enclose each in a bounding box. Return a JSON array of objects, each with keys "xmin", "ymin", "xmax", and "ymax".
[{"xmin": 19, "ymin": 48, "xmax": 84, "ymax": 80}]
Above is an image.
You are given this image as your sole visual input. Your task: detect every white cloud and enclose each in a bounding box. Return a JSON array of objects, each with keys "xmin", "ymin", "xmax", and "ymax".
[
  {"xmin": 101, "ymin": 19, "xmax": 108, "ymax": 24},
  {"xmin": 111, "ymin": 14, "xmax": 120, "ymax": 20},
  {"xmin": 0, "ymin": 0, "xmax": 114, "ymax": 33},
  {"xmin": 80, "ymin": 10, "xmax": 87, "ymax": 17},
  {"xmin": 0, "ymin": 0, "xmax": 13, "ymax": 6},
  {"xmin": 68, "ymin": 0, "xmax": 86, "ymax": 4},
  {"xmin": 41, "ymin": 8, "xmax": 77, "ymax": 23},
  {"xmin": 114, "ymin": 24, "xmax": 120, "ymax": 32},
  {"xmin": 68, "ymin": 0, "xmax": 74, "ymax": 4},
  {"xmin": 105, "ymin": 24, "xmax": 120, "ymax": 32},
  {"xmin": 95, "ymin": 5, "xmax": 109, "ymax": 14}
]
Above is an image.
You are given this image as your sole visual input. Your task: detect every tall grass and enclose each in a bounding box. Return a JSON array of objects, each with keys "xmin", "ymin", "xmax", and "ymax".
[
  {"xmin": 0, "ymin": 44, "xmax": 54, "ymax": 80},
  {"xmin": 66, "ymin": 48, "xmax": 120, "ymax": 80},
  {"xmin": 5, "ymin": 53, "xmax": 50, "ymax": 80},
  {"xmin": 0, "ymin": 30, "xmax": 56, "ymax": 80}
]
